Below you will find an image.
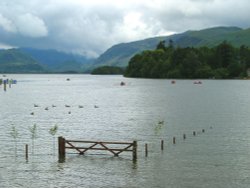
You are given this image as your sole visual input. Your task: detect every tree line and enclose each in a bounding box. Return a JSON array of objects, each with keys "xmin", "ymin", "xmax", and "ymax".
[
  {"xmin": 91, "ymin": 65, "xmax": 125, "ymax": 75},
  {"xmin": 124, "ymin": 40, "xmax": 250, "ymax": 79}
]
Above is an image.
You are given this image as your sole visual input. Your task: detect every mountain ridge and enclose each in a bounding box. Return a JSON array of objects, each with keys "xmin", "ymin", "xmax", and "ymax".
[
  {"xmin": 0, "ymin": 48, "xmax": 45, "ymax": 73},
  {"xmin": 20, "ymin": 47, "xmax": 94, "ymax": 72},
  {"xmin": 93, "ymin": 26, "xmax": 250, "ymax": 68},
  {"xmin": 0, "ymin": 47, "xmax": 95, "ymax": 73}
]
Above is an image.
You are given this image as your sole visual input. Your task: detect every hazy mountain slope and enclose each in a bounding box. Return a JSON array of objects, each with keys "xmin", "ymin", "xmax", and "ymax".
[
  {"xmin": 20, "ymin": 48, "xmax": 93, "ymax": 72},
  {"xmin": 94, "ymin": 37, "xmax": 172, "ymax": 67},
  {"xmin": 0, "ymin": 49, "xmax": 44, "ymax": 73}
]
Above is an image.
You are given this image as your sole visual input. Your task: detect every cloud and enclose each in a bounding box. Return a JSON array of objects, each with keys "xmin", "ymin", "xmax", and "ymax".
[
  {"xmin": 0, "ymin": 14, "xmax": 16, "ymax": 32},
  {"xmin": 0, "ymin": 42, "xmax": 16, "ymax": 49},
  {"xmin": 0, "ymin": 0, "xmax": 249, "ymax": 57},
  {"xmin": 15, "ymin": 13, "xmax": 48, "ymax": 38}
]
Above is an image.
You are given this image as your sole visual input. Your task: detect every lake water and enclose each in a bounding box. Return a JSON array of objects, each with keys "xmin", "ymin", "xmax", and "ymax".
[{"xmin": 1, "ymin": 74, "xmax": 250, "ymax": 188}]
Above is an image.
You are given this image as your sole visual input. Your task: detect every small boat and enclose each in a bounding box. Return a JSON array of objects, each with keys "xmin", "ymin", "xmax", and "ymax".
[
  {"xmin": 65, "ymin": 105, "xmax": 71, "ymax": 107},
  {"xmin": 171, "ymin": 80, "xmax": 176, "ymax": 84},
  {"xmin": 120, "ymin": 81, "xmax": 125, "ymax": 86},
  {"xmin": 193, "ymin": 81, "xmax": 202, "ymax": 84},
  {"xmin": 66, "ymin": 78, "xmax": 70, "ymax": 81},
  {"xmin": 78, "ymin": 105, "xmax": 84, "ymax": 108}
]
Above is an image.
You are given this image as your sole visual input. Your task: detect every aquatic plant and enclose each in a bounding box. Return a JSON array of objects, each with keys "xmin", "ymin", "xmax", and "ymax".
[
  {"xmin": 49, "ymin": 124, "xmax": 58, "ymax": 155},
  {"xmin": 29, "ymin": 124, "xmax": 37, "ymax": 154},
  {"xmin": 154, "ymin": 120, "xmax": 165, "ymax": 135},
  {"xmin": 10, "ymin": 125, "xmax": 18, "ymax": 155},
  {"xmin": 10, "ymin": 125, "xmax": 18, "ymax": 139},
  {"xmin": 29, "ymin": 124, "xmax": 37, "ymax": 139},
  {"xmin": 49, "ymin": 124, "xmax": 58, "ymax": 136}
]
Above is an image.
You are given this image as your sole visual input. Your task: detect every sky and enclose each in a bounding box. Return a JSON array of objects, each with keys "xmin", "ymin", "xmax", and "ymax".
[{"xmin": 0, "ymin": 0, "xmax": 249, "ymax": 58}]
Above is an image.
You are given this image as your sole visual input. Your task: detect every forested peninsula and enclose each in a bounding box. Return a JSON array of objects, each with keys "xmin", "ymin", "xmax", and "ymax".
[{"xmin": 125, "ymin": 40, "xmax": 250, "ymax": 79}]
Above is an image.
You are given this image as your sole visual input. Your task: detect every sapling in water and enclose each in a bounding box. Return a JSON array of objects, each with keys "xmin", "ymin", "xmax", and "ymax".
[
  {"xmin": 154, "ymin": 120, "xmax": 165, "ymax": 136},
  {"xmin": 29, "ymin": 124, "xmax": 37, "ymax": 154},
  {"xmin": 49, "ymin": 124, "xmax": 58, "ymax": 155},
  {"xmin": 10, "ymin": 125, "xmax": 18, "ymax": 156}
]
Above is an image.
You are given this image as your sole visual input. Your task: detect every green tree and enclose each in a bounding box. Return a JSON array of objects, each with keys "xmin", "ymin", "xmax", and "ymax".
[
  {"xmin": 168, "ymin": 39, "xmax": 174, "ymax": 49},
  {"xmin": 156, "ymin": 40, "xmax": 166, "ymax": 51},
  {"xmin": 239, "ymin": 45, "xmax": 250, "ymax": 68},
  {"xmin": 125, "ymin": 54, "xmax": 143, "ymax": 77},
  {"xmin": 227, "ymin": 61, "xmax": 244, "ymax": 78},
  {"xmin": 215, "ymin": 41, "xmax": 235, "ymax": 68},
  {"xmin": 213, "ymin": 68, "xmax": 229, "ymax": 79},
  {"xmin": 195, "ymin": 65, "xmax": 213, "ymax": 78},
  {"xmin": 180, "ymin": 49, "xmax": 201, "ymax": 78}
]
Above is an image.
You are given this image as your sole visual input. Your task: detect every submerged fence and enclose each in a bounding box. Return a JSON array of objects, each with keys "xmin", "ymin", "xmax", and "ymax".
[
  {"xmin": 58, "ymin": 137, "xmax": 137, "ymax": 162},
  {"xmin": 58, "ymin": 127, "xmax": 211, "ymax": 162}
]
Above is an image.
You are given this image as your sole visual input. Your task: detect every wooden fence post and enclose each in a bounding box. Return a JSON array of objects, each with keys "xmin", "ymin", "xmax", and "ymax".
[
  {"xmin": 25, "ymin": 144, "xmax": 28, "ymax": 161},
  {"xmin": 183, "ymin": 134, "xmax": 186, "ymax": 140},
  {"xmin": 58, "ymin": 136, "xmax": 65, "ymax": 162},
  {"xmin": 133, "ymin": 141, "xmax": 137, "ymax": 161},
  {"xmin": 145, "ymin": 143, "xmax": 148, "ymax": 157},
  {"xmin": 173, "ymin": 137, "xmax": 176, "ymax": 144}
]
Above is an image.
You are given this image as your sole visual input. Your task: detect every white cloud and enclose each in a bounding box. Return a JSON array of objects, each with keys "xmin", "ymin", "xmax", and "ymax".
[
  {"xmin": 15, "ymin": 13, "xmax": 48, "ymax": 38},
  {"xmin": 0, "ymin": 14, "xmax": 16, "ymax": 32},
  {"xmin": 0, "ymin": 42, "xmax": 16, "ymax": 49}
]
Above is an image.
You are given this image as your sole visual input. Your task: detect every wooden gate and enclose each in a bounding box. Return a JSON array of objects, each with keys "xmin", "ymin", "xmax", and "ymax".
[{"xmin": 58, "ymin": 137, "xmax": 137, "ymax": 162}]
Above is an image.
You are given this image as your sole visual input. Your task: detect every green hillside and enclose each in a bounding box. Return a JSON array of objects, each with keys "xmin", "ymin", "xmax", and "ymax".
[
  {"xmin": 94, "ymin": 36, "xmax": 170, "ymax": 68},
  {"xmin": 0, "ymin": 49, "xmax": 44, "ymax": 73},
  {"xmin": 20, "ymin": 48, "xmax": 92, "ymax": 72},
  {"xmin": 0, "ymin": 48, "xmax": 93, "ymax": 73},
  {"xmin": 94, "ymin": 26, "xmax": 250, "ymax": 68}
]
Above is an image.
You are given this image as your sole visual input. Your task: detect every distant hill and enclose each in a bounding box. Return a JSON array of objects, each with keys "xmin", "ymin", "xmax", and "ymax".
[
  {"xmin": 93, "ymin": 26, "xmax": 250, "ymax": 67},
  {"xmin": 20, "ymin": 48, "xmax": 94, "ymax": 72},
  {"xmin": 0, "ymin": 47, "xmax": 95, "ymax": 73},
  {"xmin": 0, "ymin": 49, "xmax": 44, "ymax": 73}
]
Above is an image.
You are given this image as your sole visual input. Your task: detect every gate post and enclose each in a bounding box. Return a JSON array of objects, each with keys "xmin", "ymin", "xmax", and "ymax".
[
  {"xmin": 58, "ymin": 136, "xmax": 65, "ymax": 162},
  {"xmin": 132, "ymin": 141, "xmax": 137, "ymax": 161}
]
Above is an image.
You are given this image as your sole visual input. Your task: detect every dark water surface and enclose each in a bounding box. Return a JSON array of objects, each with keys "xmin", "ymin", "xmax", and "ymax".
[{"xmin": 1, "ymin": 74, "xmax": 250, "ymax": 187}]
